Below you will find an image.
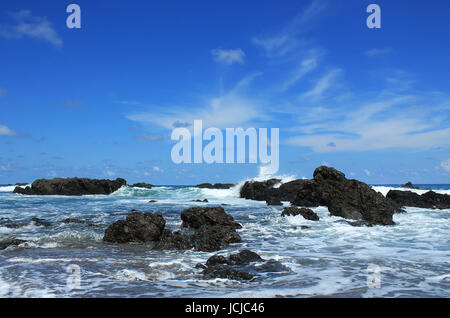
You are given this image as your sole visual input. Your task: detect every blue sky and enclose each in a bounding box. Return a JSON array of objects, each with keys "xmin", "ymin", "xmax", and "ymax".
[{"xmin": 1, "ymin": 0, "xmax": 450, "ymax": 184}]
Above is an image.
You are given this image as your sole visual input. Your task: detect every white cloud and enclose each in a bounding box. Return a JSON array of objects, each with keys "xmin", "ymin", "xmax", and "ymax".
[
  {"xmin": 364, "ymin": 169, "xmax": 372, "ymax": 177},
  {"xmin": 252, "ymin": 0, "xmax": 327, "ymax": 58},
  {"xmin": 365, "ymin": 48, "xmax": 392, "ymax": 57},
  {"xmin": 287, "ymin": 94, "xmax": 450, "ymax": 152},
  {"xmin": 282, "ymin": 56, "xmax": 318, "ymax": 90},
  {"xmin": 441, "ymin": 159, "xmax": 450, "ymax": 172},
  {"xmin": 126, "ymin": 75, "xmax": 265, "ymax": 131},
  {"xmin": 301, "ymin": 69, "xmax": 341, "ymax": 100},
  {"xmin": 0, "ymin": 10, "xmax": 62, "ymax": 47},
  {"xmin": 0, "ymin": 125, "xmax": 16, "ymax": 136},
  {"xmin": 211, "ymin": 48, "xmax": 245, "ymax": 65},
  {"xmin": 153, "ymin": 166, "xmax": 162, "ymax": 172}
]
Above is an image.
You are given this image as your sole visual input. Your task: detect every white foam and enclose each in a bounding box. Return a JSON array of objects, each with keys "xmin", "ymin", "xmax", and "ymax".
[{"xmin": 0, "ymin": 184, "xmax": 30, "ymax": 192}]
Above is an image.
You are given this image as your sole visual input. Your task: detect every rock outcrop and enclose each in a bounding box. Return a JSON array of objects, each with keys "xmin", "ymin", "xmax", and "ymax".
[
  {"xmin": 104, "ymin": 207, "xmax": 242, "ymax": 252},
  {"xmin": 103, "ymin": 212, "xmax": 166, "ymax": 243},
  {"xmin": 240, "ymin": 166, "xmax": 398, "ymax": 226},
  {"xmin": 196, "ymin": 183, "xmax": 235, "ymax": 189},
  {"xmin": 130, "ymin": 183, "xmax": 154, "ymax": 189},
  {"xmin": 387, "ymin": 190, "xmax": 450, "ymax": 209},
  {"xmin": 281, "ymin": 207, "xmax": 319, "ymax": 221},
  {"xmin": 181, "ymin": 206, "xmax": 242, "ymax": 229},
  {"xmin": 197, "ymin": 250, "xmax": 289, "ymax": 281},
  {"xmin": 13, "ymin": 177, "xmax": 126, "ymax": 196},
  {"xmin": 401, "ymin": 182, "xmax": 420, "ymax": 189}
]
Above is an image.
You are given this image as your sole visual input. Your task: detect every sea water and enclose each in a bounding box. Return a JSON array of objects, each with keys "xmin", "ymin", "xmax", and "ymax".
[{"xmin": 0, "ymin": 181, "xmax": 449, "ymax": 297}]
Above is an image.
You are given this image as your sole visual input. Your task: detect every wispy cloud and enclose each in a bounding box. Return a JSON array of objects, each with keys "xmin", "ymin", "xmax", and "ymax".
[
  {"xmin": 301, "ymin": 69, "xmax": 341, "ymax": 100},
  {"xmin": 0, "ymin": 10, "xmax": 62, "ymax": 47},
  {"xmin": 365, "ymin": 48, "xmax": 393, "ymax": 57},
  {"xmin": 0, "ymin": 125, "xmax": 16, "ymax": 136},
  {"xmin": 252, "ymin": 0, "xmax": 327, "ymax": 58},
  {"xmin": 441, "ymin": 159, "xmax": 450, "ymax": 172},
  {"xmin": 135, "ymin": 133, "xmax": 164, "ymax": 142},
  {"xmin": 211, "ymin": 48, "xmax": 245, "ymax": 65},
  {"xmin": 126, "ymin": 74, "xmax": 265, "ymax": 131},
  {"xmin": 287, "ymin": 93, "xmax": 450, "ymax": 152},
  {"xmin": 282, "ymin": 55, "xmax": 319, "ymax": 90}
]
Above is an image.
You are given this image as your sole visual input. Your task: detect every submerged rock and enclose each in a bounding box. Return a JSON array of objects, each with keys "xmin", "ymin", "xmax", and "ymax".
[
  {"xmin": 14, "ymin": 177, "xmax": 126, "ymax": 196},
  {"xmin": 266, "ymin": 198, "xmax": 283, "ymax": 206},
  {"xmin": 32, "ymin": 217, "xmax": 52, "ymax": 227},
  {"xmin": 197, "ymin": 250, "xmax": 287, "ymax": 281},
  {"xmin": 191, "ymin": 199, "xmax": 209, "ymax": 202},
  {"xmin": 240, "ymin": 166, "xmax": 398, "ymax": 226},
  {"xmin": 191, "ymin": 225, "xmax": 242, "ymax": 252},
  {"xmin": 387, "ymin": 190, "xmax": 450, "ymax": 209},
  {"xmin": 0, "ymin": 238, "xmax": 27, "ymax": 250},
  {"xmin": 281, "ymin": 207, "xmax": 319, "ymax": 221},
  {"xmin": 103, "ymin": 211, "xmax": 166, "ymax": 243}
]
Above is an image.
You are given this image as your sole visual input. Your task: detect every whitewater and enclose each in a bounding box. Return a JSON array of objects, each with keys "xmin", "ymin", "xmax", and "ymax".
[{"xmin": 0, "ymin": 179, "xmax": 449, "ymax": 297}]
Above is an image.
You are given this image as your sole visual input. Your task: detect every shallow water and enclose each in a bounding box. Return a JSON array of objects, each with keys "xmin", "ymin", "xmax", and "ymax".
[{"xmin": 0, "ymin": 183, "xmax": 449, "ymax": 297}]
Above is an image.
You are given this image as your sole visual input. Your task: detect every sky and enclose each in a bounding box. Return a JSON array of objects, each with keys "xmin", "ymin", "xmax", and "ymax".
[{"xmin": 1, "ymin": 0, "xmax": 450, "ymax": 185}]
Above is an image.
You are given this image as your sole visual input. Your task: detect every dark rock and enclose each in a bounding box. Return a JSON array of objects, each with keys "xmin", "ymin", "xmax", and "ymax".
[
  {"xmin": 199, "ymin": 250, "xmax": 266, "ymax": 281},
  {"xmin": 401, "ymin": 182, "xmax": 419, "ymax": 189},
  {"xmin": 229, "ymin": 250, "xmax": 263, "ymax": 265},
  {"xmin": 103, "ymin": 211, "xmax": 165, "ymax": 243},
  {"xmin": 152, "ymin": 229, "xmax": 194, "ymax": 250},
  {"xmin": 0, "ymin": 218, "xmax": 27, "ymax": 229},
  {"xmin": 192, "ymin": 225, "xmax": 242, "ymax": 252},
  {"xmin": 206, "ymin": 255, "xmax": 230, "ymax": 267},
  {"xmin": 130, "ymin": 183, "xmax": 154, "ymax": 189},
  {"xmin": 14, "ymin": 177, "xmax": 126, "ymax": 196},
  {"xmin": 202, "ymin": 265, "xmax": 254, "ymax": 281},
  {"xmin": 0, "ymin": 238, "xmax": 27, "ymax": 250},
  {"xmin": 266, "ymin": 198, "xmax": 283, "ymax": 206},
  {"xmin": 195, "ymin": 263, "xmax": 207, "ymax": 270},
  {"xmin": 63, "ymin": 218, "xmax": 86, "ymax": 224},
  {"xmin": 240, "ymin": 166, "xmax": 397, "ymax": 226},
  {"xmin": 148, "ymin": 200, "xmax": 157, "ymax": 203},
  {"xmin": 387, "ymin": 190, "xmax": 450, "ymax": 209},
  {"xmin": 240, "ymin": 179, "xmax": 281, "ymax": 201},
  {"xmin": 191, "ymin": 199, "xmax": 209, "ymax": 202},
  {"xmin": 32, "ymin": 217, "xmax": 52, "ymax": 227},
  {"xmin": 300, "ymin": 225, "xmax": 310, "ymax": 229},
  {"xmin": 15, "ymin": 182, "xmax": 28, "ymax": 186},
  {"xmin": 181, "ymin": 206, "xmax": 241, "ymax": 229},
  {"xmin": 104, "ymin": 207, "xmax": 243, "ymax": 252},
  {"xmin": 281, "ymin": 207, "xmax": 319, "ymax": 221},
  {"xmin": 196, "ymin": 183, "xmax": 235, "ymax": 189}
]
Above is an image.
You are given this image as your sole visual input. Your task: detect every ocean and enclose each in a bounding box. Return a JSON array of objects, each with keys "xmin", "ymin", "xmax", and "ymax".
[{"xmin": 0, "ymin": 180, "xmax": 449, "ymax": 297}]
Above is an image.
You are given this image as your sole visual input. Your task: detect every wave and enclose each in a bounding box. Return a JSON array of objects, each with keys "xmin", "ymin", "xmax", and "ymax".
[{"xmin": 0, "ymin": 184, "xmax": 30, "ymax": 192}]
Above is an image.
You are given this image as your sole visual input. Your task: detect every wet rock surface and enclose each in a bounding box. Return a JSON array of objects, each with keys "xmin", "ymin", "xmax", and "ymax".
[
  {"xmin": 104, "ymin": 207, "xmax": 243, "ymax": 252},
  {"xmin": 281, "ymin": 207, "xmax": 319, "ymax": 221},
  {"xmin": 387, "ymin": 190, "xmax": 450, "ymax": 209},
  {"xmin": 198, "ymin": 250, "xmax": 289, "ymax": 281},
  {"xmin": 13, "ymin": 177, "xmax": 126, "ymax": 196},
  {"xmin": 196, "ymin": 183, "xmax": 235, "ymax": 189},
  {"xmin": 130, "ymin": 183, "xmax": 154, "ymax": 189},
  {"xmin": 103, "ymin": 212, "xmax": 166, "ymax": 243},
  {"xmin": 0, "ymin": 238, "xmax": 27, "ymax": 250},
  {"xmin": 241, "ymin": 166, "xmax": 398, "ymax": 225},
  {"xmin": 181, "ymin": 206, "xmax": 242, "ymax": 229}
]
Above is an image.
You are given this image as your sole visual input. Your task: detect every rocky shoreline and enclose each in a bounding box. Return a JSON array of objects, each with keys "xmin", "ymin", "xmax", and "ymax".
[{"xmin": 6, "ymin": 165, "xmax": 450, "ymax": 280}]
